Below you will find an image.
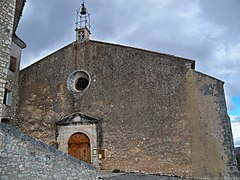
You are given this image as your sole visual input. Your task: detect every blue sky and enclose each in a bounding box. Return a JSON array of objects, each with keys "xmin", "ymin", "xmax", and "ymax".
[
  {"xmin": 229, "ymin": 97, "xmax": 240, "ymax": 116},
  {"xmin": 17, "ymin": 0, "xmax": 240, "ymax": 146},
  {"xmin": 229, "ymin": 97, "xmax": 240, "ymax": 147}
]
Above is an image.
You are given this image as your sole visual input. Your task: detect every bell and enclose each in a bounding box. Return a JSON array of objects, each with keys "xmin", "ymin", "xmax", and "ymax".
[{"xmin": 80, "ymin": 3, "xmax": 87, "ymax": 15}]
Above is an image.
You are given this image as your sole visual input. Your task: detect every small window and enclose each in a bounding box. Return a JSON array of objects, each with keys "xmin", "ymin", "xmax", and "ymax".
[
  {"xmin": 78, "ymin": 31, "xmax": 85, "ymax": 40},
  {"xmin": 9, "ymin": 56, "xmax": 17, "ymax": 72},
  {"xmin": 3, "ymin": 88, "xmax": 12, "ymax": 106},
  {"xmin": 191, "ymin": 63, "xmax": 195, "ymax": 69}
]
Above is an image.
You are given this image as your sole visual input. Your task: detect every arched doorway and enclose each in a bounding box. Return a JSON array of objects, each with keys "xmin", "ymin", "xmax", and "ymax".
[{"xmin": 68, "ymin": 132, "xmax": 91, "ymax": 164}]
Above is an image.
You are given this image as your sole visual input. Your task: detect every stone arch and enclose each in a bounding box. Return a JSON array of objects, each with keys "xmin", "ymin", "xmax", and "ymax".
[{"xmin": 56, "ymin": 112, "xmax": 100, "ymax": 167}]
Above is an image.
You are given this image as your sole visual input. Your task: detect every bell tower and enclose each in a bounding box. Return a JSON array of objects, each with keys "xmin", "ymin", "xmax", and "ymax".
[{"xmin": 75, "ymin": 0, "xmax": 91, "ymax": 41}]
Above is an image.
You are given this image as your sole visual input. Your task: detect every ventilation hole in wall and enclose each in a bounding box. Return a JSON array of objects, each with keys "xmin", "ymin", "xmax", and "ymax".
[
  {"xmin": 75, "ymin": 77, "xmax": 89, "ymax": 91},
  {"xmin": 1, "ymin": 118, "xmax": 10, "ymax": 124}
]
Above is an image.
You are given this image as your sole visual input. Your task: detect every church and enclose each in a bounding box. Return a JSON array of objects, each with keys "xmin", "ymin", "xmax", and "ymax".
[{"xmin": 1, "ymin": 1, "xmax": 239, "ymax": 179}]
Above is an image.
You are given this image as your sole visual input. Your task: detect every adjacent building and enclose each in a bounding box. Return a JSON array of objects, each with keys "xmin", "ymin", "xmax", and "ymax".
[{"xmin": 0, "ymin": 0, "xmax": 26, "ymax": 125}]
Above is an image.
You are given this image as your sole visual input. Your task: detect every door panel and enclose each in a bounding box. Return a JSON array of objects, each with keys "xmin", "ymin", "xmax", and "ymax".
[{"xmin": 68, "ymin": 133, "xmax": 91, "ymax": 164}]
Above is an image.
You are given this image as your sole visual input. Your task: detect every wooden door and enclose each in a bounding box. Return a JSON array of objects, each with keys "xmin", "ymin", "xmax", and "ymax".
[{"xmin": 68, "ymin": 133, "xmax": 91, "ymax": 164}]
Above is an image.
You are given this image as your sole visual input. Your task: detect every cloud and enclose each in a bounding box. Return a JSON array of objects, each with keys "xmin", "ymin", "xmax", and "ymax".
[
  {"xmin": 230, "ymin": 115, "xmax": 240, "ymax": 123},
  {"xmin": 204, "ymin": 43, "xmax": 240, "ymax": 97},
  {"xmin": 17, "ymin": 0, "xmax": 80, "ymax": 67},
  {"xmin": 198, "ymin": 0, "xmax": 240, "ymax": 35},
  {"xmin": 192, "ymin": 1, "xmax": 240, "ymax": 99}
]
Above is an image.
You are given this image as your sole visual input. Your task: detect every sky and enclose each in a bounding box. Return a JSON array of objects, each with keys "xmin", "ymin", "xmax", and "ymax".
[{"xmin": 17, "ymin": 0, "xmax": 240, "ymax": 147}]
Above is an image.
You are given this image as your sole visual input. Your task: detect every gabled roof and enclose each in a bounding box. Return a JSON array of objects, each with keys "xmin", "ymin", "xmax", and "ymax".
[
  {"xmin": 56, "ymin": 112, "xmax": 101, "ymax": 126},
  {"xmin": 21, "ymin": 40, "xmax": 196, "ymax": 71},
  {"xmin": 89, "ymin": 40, "xmax": 196, "ymax": 66}
]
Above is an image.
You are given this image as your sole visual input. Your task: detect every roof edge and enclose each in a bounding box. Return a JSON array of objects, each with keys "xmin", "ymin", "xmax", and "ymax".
[
  {"xmin": 194, "ymin": 70, "xmax": 224, "ymax": 84},
  {"xmin": 12, "ymin": 34, "xmax": 26, "ymax": 49},
  {"xmin": 20, "ymin": 42, "xmax": 73, "ymax": 71},
  {"xmin": 89, "ymin": 39, "xmax": 196, "ymax": 64},
  {"xmin": 21, "ymin": 39, "xmax": 196, "ymax": 71},
  {"xmin": 14, "ymin": 0, "xmax": 26, "ymax": 32}
]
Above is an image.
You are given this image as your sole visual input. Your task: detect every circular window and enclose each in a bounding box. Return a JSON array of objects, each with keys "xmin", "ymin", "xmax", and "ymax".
[
  {"xmin": 75, "ymin": 77, "xmax": 89, "ymax": 91},
  {"xmin": 67, "ymin": 70, "xmax": 91, "ymax": 94}
]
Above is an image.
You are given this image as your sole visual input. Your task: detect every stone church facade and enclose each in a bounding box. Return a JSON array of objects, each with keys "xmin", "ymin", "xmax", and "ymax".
[
  {"xmin": 17, "ymin": 40, "xmax": 238, "ymax": 179},
  {"xmin": 1, "ymin": 1, "xmax": 239, "ymax": 179}
]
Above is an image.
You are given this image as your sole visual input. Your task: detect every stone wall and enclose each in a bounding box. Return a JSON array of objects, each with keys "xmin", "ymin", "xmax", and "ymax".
[
  {"xmin": 18, "ymin": 41, "xmax": 194, "ymax": 177},
  {"xmin": 186, "ymin": 71, "xmax": 239, "ymax": 179},
  {"xmin": 2, "ymin": 41, "xmax": 23, "ymax": 125},
  {"xmin": 0, "ymin": 123, "xmax": 97, "ymax": 179},
  {"xmin": 0, "ymin": 0, "xmax": 16, "ymax": 118},
  {"xmin": 17, "ymin": 40, "xmax": 238, "ymax": 179}
]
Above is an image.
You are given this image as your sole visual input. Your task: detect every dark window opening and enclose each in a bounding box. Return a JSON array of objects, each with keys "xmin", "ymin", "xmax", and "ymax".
[
  {"xmin": 3, "ymin": 88, "xmax": 12, "ymax": 106},
  {"xmin": 9, "ymin": 56, "xmax": 17, "ymax": 72},
  {"xmin": 81, "ymin": 32, "xmax": 85, "ymax": 39},
  {"xmin": 1, "ymin": 118, "xmax": 10, "ymax": 124},
  {"xmin": 191, "ymin": 62, "xmax": 195, "ymax": 70},
  {"xmin": 75, "ymin": 77, "xmax": 89, "ymax": 91},
  {"xmin": 3, "ymin": 89, "xmax": 7, "ymax": 104}
]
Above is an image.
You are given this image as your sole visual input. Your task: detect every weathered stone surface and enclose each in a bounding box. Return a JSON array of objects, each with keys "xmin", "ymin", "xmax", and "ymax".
[
  {"xmin": 17, "ymin": 40, "xmax": 239, "ymax": 179},
  {"xmin": 0, "ymin": 123, "xmax": 97, "ymax": 179},
  {"xmin": 0, "ymin": 0, "xmax": 16, "ymax": 118},
  {"xmin": 56, "ymin": 112, "xmax": 100, "ymax": 168},
  {"xmin": 0, "ymin": 0, "xmax": 26, "ymax": 126},
  {"xmin": 1, "ymin": 41, "xmax": 23, "ymax": 126},
  {"xmin": 186, "ymin": 71, "xmax": 239, "ymax": 179}
]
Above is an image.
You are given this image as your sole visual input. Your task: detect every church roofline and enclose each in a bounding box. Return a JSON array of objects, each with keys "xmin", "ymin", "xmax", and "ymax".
[
  {"xmin": 21, "ymin": 39, "xmax": 196, "ymax": 72},
  {"xmin": 89, "ymin": 40, "xmax": 196, "ymax": 66},
  {"xmin": 20, "ymin": 40, "xmax": 223, "ymax": 83},
  {"xmin": 194, "ymin": 70, "xmax": 225, "ymax": 84},
  {"xmin": 20, "ymin": 43, "xmax": 73, "ymax": 70}
]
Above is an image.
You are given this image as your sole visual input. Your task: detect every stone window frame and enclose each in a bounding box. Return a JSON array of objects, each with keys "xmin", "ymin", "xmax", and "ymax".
[
  {"xmin": 3, "ymin": 88, "xmax": 12, "ymax": 106},
  {"xmin": 67, "ymin": 70, "xmax": 91, "ymax": 96}
]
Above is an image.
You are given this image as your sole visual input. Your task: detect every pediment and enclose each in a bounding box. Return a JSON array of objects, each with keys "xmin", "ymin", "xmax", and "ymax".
[{"xmin": 56, "ymin": 112, "xmax": 101, "ymax": 126}]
